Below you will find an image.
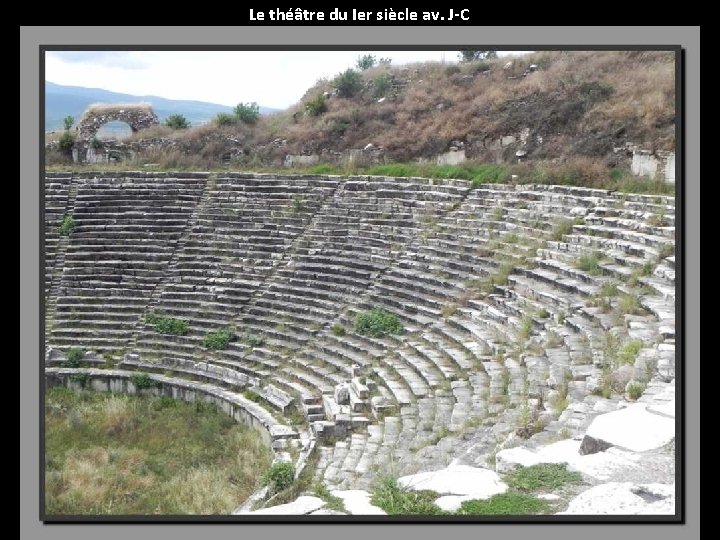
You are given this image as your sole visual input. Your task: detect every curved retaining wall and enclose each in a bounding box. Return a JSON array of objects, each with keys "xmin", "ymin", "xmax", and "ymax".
[{"xmin": 45, "ymin": 368, "xmax": 302, "ymax": 448}]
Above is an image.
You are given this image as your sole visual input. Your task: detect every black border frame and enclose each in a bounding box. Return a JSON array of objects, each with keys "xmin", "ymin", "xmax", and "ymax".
[{"xmin": 39, "ymin": 44, "xmax": 684, "ymax": 524}]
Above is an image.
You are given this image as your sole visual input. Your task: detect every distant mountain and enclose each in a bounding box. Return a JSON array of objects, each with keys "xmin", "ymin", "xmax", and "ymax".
[{"xmin": 45, "ymin": 81, "xmax": 279, "ymax": 132}]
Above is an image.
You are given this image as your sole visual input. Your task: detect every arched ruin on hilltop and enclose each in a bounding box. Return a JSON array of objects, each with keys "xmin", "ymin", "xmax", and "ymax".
[
  {"xmin": 72, "ymin": 103, "xmax": 160, "ymax": 163},
  {"xmin": 76, "ymin": 103, "xmax": 160, "ymax": 141}
]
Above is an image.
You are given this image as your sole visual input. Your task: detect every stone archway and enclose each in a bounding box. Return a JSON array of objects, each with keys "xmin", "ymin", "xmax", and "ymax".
[{"xmin": 76, "ymin": 103, "xmax": 160, "ymax": 142}]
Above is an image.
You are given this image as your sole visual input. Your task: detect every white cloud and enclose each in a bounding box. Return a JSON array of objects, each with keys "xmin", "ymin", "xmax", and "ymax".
[{"xmin": 45, "ymin": 50, "xmax": 532, "ymax": 109}]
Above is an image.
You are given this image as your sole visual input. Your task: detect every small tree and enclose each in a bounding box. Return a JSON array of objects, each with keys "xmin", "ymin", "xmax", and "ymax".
[
  {"xmin": 234, "ymin": 102, "xmax": 260, "ymax": 124},
  {"xmin": 356, "ymin": 54, "xmax": 377, "ymax": 70},
  {"xmin": 458, "ymin": 50, "xmax": 498, "ymax": 62},
  {"xmin": 215, "ymin": 112, "xmax": 236, "ymax": 126},
  {"xmin": 164, "ymin": 114, "xmax": 190, "ymax": 129},
  {"xmin": 305, "ymin": 94, "xmax": 327, "ymax": 116},
  {"xmin": 58, "ymin": 131, "xmax": 75, "ymax": 152},
  {"xmin": 372, "ymin": 73, "xmax": 393, "ymax": 98},
  {"xmin": 334, "ymin": 69, "xmax": 363, "ymax": 98},
  {"xmin": 62, "ymin": 116, "xmax": 74, "ymax": 131}
]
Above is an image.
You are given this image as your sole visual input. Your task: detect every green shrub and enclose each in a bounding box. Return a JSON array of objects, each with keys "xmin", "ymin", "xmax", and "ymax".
[
  {"xmin": 332, "ymin": 324, "xmax": 346, "ymax": 337},
  {"xmin": 304, "ymin": 94, "xmax": 327, "ymax": 117},
  {"xmin": 214, "ymin": 112, "xmax": 236, "ymax": 126},
  {"xmin": 63, "ymin": 347, "xmax": 84, "ymax": 367},
  {"xmin": 445, "ymin": 65, "xmax": 461, "ymax": 76},
  {"xmin": 57, "ymin": 215, "xmax": 75, "ymax": 236},
  {"xmin": 356, "ymin": 54, "xmax": 376, "ymax": 70},
  {"xmin": 617, "ymin": 339, "xmax": 644, "ymax": 365},
  {"xmin": 646, "ymin": 209, "xmax": 668, "ymax": 227},
  {"xmin": 505, "ymin": 463, "xmax": 582, "ymax": 492},
  {"xmin": 551, "ymin": 219, "xmax": 575, "ymax": 241},
  {"xmin": 144, "ymin": 312, "xmax": 189, "ymax": 336},
  {"xmin": 329, "ymin": 117, "xmax": 351, "ymax": 135},
  {"xmin": 458, "ymin": 492, "xmax": 549, "ymax": 515},
  {"xmin": 519, "ymin": 315, "xmax": 533, "ymax": 340},
  {"xmin": 262, "ymin": 461, "xmax": 295, "ymax": 492},
  {"xmin": 164, "ymin": 114, "xmax": 190, "ymax": 129},
  {"xmin": 355, "ymin": 309, "xmax": 404, "ymax": 337},
  {"xmin": 626, "ymin": 381, "xmax": 646, "ymax": 400},
  {"xmin": 69, "ymin": 372, "xmax": 90, "ymax": 387},
  {"xmin": 202, "ymin": 327, "xmax": 236, "ymax": 350},
  {"xmin": 62, "ymin": 115, "xmax": 74, "ymax": 131},
  {"xmin": 130, "ymin": 372, "xmax": 157, "ymax": 389},
  {"xmin": 599, "ymin": 282, "xmax": 620, "ymax": 297},
  {"xmin": 575, "ymin": 252, "xmax": 604, "ymax": 275},
  {"xmin": 372, "ymin": 73, "xmax": 392, "ymax": 98},
  {"xmin": 90, "ymin": 137, "xmax": 103, "ymax": 149},
  {"xmin": 58, "ymin": 131, "xmax": 75, "ymax": 152},
  {"xmin": 618, "ymin": 293, "xmax": 643, "ymax": 315},
  {"xmin": 458, "ymin": 50, "xmax": 497, "ymax": 62},
  {"xmin": 242, "ymin": 334, "xmax": 264, "ymax": 348},
  {"xmin": 334, "ymin": 69, "xmax": 363, "ymax": 98},
  {"xmin": 658, "ymin": 243, "xmax": 674, "ymax": 259},
  {"xmin": 370, "ymin": 476, "xmax": 444, "ymax": 515},
  {"xmin": 234, "ymin": 102, "xmax": 260, "ymax": 124},
  {"xmin": 291, "ymin": 196, "xmax": 307, "ymax": 213}
]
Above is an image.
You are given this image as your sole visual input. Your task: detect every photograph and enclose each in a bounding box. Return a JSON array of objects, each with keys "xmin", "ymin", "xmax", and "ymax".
[{"xmin": 41, "ymin": 47, "xmax": 679, "ymax": 521}]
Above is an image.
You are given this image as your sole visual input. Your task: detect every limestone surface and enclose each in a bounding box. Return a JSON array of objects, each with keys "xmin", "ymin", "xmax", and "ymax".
[
  {"xmin": 398, "ymin": 463, "xmax": 508, "ymax": 499},
  {"xmin": 558, "ymin": 482, "xmax": 675, "ymax": 515},
  {"xmin": 580, "ymin": 403, "xmax": 675, "ymax": 454}
]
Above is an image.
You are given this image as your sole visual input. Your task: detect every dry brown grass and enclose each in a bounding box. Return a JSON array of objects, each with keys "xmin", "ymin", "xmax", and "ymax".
[
  {"xmin": 267, "ymin": 50, "xmax": 675, "ymax": 159},
  {"xmin": 49, "ymin": 51, "xmax": 675, "ymax": 169}
]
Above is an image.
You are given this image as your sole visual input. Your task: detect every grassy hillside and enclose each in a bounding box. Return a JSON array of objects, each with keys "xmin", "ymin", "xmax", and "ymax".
[
  {"xmin": 47, "ymin": 51, "xmax": 675, "ymax": 182},
  {"xmin": 270, "ymin": 50, "xmax": 675, "ymax": 160}
]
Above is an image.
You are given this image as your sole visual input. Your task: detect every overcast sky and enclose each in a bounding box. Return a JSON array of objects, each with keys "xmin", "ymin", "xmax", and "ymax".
[{"xmin": 45, "ymin": 50, "xmax": 531, "ymax": 110}]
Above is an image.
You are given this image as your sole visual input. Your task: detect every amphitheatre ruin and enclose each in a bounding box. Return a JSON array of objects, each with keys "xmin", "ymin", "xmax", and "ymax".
[
  {"xmin": 44, "ymin": 171, "xmax": 676, "ymax": 516},
  {"xmin": 43, "ymin": 51, "xmax": 677, "ymax": 517}
]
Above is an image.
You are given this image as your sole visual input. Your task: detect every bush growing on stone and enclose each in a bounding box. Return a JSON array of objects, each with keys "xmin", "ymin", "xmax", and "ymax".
[
  {"xmin": 164, "ymin": 114, "xmax": 190, "ymax": 129},
  {"xmin": 57, "ymin": 214, "xmax": 75, "ymax": 236},
  {"xmin": 617, "ymin": 339, "xmax": 644, "ymax": 365},
  {"xmin": 242, "ymin": 334, "xmax": 264, "ymax": 348},
  {"xmin": 334, "ymin": 69, "xmax": 363, "ymax": 98},
  {"xmin": 370, "ymin": 476, "xmax": 445, "ymax": 515},
  {"xmin": 626, "ymin": 381, "xmax": 646, "ymax": 400},
  {"xmin": 575, "ymin": 252, "xmax": 604, "ymax": 275},
  {"xmin": 62, "ymin": 115, "xmax": 74, "ymax": 131},
  {"xmin": 234, "ymin": 102, "xmax": 260, "ymax": 124},
  {"xmin": 457, "ymin": 492, "xmax": 549, "ymax": 515},
  {"xmin": 144, "ymin": 312, "xmax": 189, "ymax": 336},
  {"xmin": 332, "ymin": 324, "xmax": 346, "ymax": 337},
  {"xmin": 355, "ymin": 309, "xmax": 404, "ymax": 337},
  {"xmin": 261, "ymin": 461, "xmax": 295, "ymax": 492},
  {"xmin": 304, "ymin": 94, "xmax": 327, "ymax": 117},
  {"xmin": 130, "ymin": 372, "xmax": 157, "ymax": 389},
  {"xmin": 90, "ymin": 137, "xmax": 103, "ymax": 149},
  {"xmin": 64, "ymin": 347, "xmax": 84, "ymax": 367},
  {"xmin": 291, "ymin": 196, "xmax": 307, "ymax": 213},
  {"xmin": 505, "ymin": 463, "xmax": 582, "ymax": 492},
  {"xmin": 202, "ymin": 327, "xmax": 236, "ymax": 350}
]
